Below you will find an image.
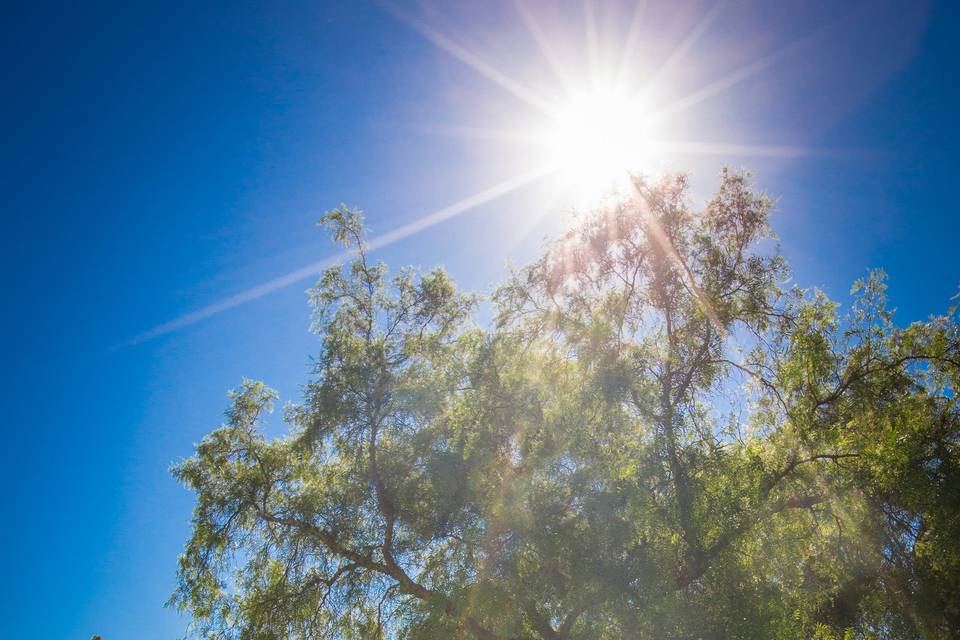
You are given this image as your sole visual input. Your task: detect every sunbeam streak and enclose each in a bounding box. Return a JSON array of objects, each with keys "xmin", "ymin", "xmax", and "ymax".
[
  {"xmin": 513, "ymin": 0, "xmax": 576, "ymax": 96},
  {"xmin": 384, "ymin": 3, "xmax": 559, "ymax": 117},
  {"xmin": 122, "ymin": 163, "xmax": 557, "ymax": 346},
  {"xmin": 615, "ymin": 0, "xmax": 649, "ymax": 87},
  {"xmin": 408, "ymin": 123, "xmax": 544, "ymax": 145},
  {"xmin": 636, "ymin": 188, "xmax": 724, "ymax": 335},
  {"xmin": 646, "ymin": 10, "xmax": 856, "ymax": 125},
  {"xmin": 653, "ymin": 140, "xmax": 846, "ymax": 159},
  {"xmin": 583, "ymin": 0, "xmax": 601, "ymax": 84},
  {"xmin": 641, "ymin": 0, "xmax": 726, "ymax": 100},
  {"xmin": 647, "ymin": 50, "xmax": 784, "ymax": 125}
]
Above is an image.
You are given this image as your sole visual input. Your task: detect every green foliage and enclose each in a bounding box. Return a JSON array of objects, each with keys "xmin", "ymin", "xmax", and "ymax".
[{"xmin": 171, "ymin": 174, "xmax": 960, "ymax": 639}]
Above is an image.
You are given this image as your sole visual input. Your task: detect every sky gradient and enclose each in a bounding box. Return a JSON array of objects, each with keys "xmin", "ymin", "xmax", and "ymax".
[{"xmin": 3, "ymin": 1, "xmax": 958, "ymax": 637}]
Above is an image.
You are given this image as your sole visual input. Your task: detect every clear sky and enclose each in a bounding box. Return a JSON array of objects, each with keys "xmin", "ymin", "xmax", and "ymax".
[{"xmin": 3, "ymin": 1, "xmax": 958, "ymax": 637}]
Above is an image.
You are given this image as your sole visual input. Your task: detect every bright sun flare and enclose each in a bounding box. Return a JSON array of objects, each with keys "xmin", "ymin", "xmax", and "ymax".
[
  {"xmin": 132, "ymin": 3, "xmax": 828, "ymax": 343},
  {"xmin": 543, "ymin": 89, "xmax": 654, "ymax": 203}
]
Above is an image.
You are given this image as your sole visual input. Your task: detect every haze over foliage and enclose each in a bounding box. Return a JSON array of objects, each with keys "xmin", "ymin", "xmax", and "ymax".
[{"xmin": 172, "ymin": 171, "xmax": 960, "ymax": 639}]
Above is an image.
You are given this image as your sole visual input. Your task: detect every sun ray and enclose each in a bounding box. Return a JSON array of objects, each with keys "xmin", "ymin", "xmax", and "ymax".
[
  {"xmin": 647, "ymin": 53, "xmax": 782, "ymax": 125},
  {"xmin": 383, "ymin": 3, "xmax": 559, "ymax": 117},
  {"xmin": 635, "ymin": 188, "xmax": 725, "ymax": 335},
  {"xmin": 406, "ymin": 123, "xmax": 543, "ymax": 145},
  {"xmin": 500, "ymin": 177, "xmax": 579, "ymax": 257},
  {"xmin": 648, "ymin": 10, "xmax": 860, "ymax": 125},
  {"xmin": 615, "ymin": 0, "xmax": 649, "ymax": 89},
  {"xmin": 512, "ymin": 0, "xmax": 577, "ymax": 97},
  {"xmin": 652, "ymin": 140, "xmax": 845, "ymax": 159},
  {"xmin": 641, "ymin": 0, "xmax": 727, "ymax": 101},
  {"xmin": 362, "ymin": 162, "xmax": 557, "ymax": 252},
  {"xmin": 583, "ymin": 0, "xmax": 601, "ymax": 86},
  {"xmin": 122, "ymin": 163, "xmax": 557, "ymax": 346}
]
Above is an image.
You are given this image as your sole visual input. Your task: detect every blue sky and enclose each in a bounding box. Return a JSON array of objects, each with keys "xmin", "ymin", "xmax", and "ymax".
[{"xmin": 3, "ymin": 1, "xmax": 958, "ymax": 637}]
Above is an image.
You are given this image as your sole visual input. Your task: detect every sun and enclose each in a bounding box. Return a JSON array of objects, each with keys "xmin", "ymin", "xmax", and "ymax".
[
  {"xmin": 383, "ymin": 2, "xmax": 814, "ymax": 221},
  {"xmin": 541, "ymin": 88, "xmax": 654, "ymax": 203}
]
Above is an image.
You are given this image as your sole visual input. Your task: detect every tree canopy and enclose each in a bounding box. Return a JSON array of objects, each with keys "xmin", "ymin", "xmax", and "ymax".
[{"xmin": 171, "ymin": 171, "xmax": 960, "ymax": 639}]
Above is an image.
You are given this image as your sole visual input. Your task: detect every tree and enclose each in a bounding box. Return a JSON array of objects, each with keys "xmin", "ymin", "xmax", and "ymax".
[{"xmin": 171, "ymin": 171, "xmax": 960, "ymax": 639}]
